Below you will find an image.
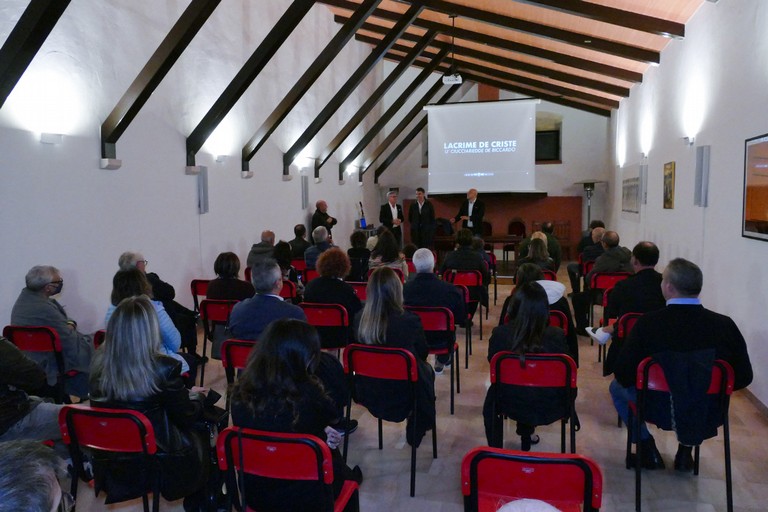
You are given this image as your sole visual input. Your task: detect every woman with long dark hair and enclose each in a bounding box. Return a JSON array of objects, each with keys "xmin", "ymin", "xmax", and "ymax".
[
  {"xmin": 231, "ymin": 319, "xmax": 361, "ymax": 511},
  {"xmin": 368, "ymin": 230, "xmax": 408, "ymax": 279},
  {"xmin": 354, "ymin": 267, "xmax": 435, "ymax": 447},
  {"xmin": 483, "ymin": 282, "xmax": 570, "ymax": 450}
]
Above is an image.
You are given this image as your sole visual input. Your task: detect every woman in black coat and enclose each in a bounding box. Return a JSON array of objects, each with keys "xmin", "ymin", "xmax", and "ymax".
[
  {"xmin": 353, "ymin": 267, "xmax": 435, "ymax": 448},
  {"xmin": 89, "ymin": 296, "xmax": 209, "ymax": 509},
  {"xmin": 483, "ymin": 282, "xmax": 570, "ymax": 450},
  {"xmin": 231, "ymin": 319, "xmax": 361, "ymax": 511}
]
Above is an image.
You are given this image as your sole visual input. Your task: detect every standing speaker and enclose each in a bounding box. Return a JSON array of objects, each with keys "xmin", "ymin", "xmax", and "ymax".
[{"xmin": 694, "ymin": 145, "xmax": 710, "ymax": 207}]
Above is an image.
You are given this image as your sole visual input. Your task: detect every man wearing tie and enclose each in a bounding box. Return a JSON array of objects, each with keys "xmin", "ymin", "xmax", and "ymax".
[
  {"xmin": 379, "ymin": 190, "xmax": 404, "ymax": 245},
  {"xmin": 451, "ymin": 188, "xmax": 485, "ymax": 236},
  {"xmin": 408, "ymin": 187, "xmax": 436, "ymax": 249}
]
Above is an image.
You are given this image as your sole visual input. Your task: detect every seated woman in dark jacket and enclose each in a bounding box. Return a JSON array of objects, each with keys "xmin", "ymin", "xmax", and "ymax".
[
  {"xmin": 512, "ymin": 237, "xmax": 555, "ymax": 277},
  {"xmin": 305, "ymin": 248, "xmax": 363, "ymax": 321},
  {"xmin": 206, "ymin": 251, "xmax": 255, "ymax": 301},
  {"xmin": 352, "ymin": 267, "xmax": 436, "ymax": 448},
  {"xmin": 231, "ymin": 319, "xmax": 361, "ymax": 512},
  {"xmin": 346, "ymin": 230, "xmax": 371, "ymax": 282},
  {"xmin": 483, "ymin": 282, "xmax": 570, "ymax": 450},
  {"xmin": 89, "ymin": 296, "xmax": 209, "ymax": 508}
]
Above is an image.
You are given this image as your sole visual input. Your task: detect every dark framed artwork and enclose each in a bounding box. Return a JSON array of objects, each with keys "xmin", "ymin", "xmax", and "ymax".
[
  {"xmin": 743, "ymin": 133, "xmax": 768, "ymax": 241},
  {"xmin": 663, "ymin": 161, "xmax": 675, "ymax": 209}
]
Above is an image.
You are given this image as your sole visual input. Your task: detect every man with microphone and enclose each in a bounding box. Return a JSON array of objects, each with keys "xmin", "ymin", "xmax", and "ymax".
[{"xmin": 451, "ymin": 188, "xmax": 485, "ymax": 236}]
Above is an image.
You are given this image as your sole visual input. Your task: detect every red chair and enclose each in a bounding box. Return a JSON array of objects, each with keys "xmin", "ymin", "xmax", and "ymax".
[
  {"xmin": 217, "ymin": 426, "xmax": 359, "ymax": 512},
  {"xmin": 304, "ymin": 268, "xmax": 320, "ymax": 283},
  {"xmin": 93, "ymin": 329, "xmax": 106, "ymax": 349},
  {"xmin": 190, "ymin": 279, "xmax": 210, "ymax": 315},
  {"xmin": 342, "ymin": 344, "xmax": 437, "ymax": 497},
  {"xmin": 220, "ymin": 338, "xmax": 257, "ymax": 386},
  {"xmin": 347, "ymin": 281, "xmax": 367, "ymax": 302},
  {"xmin": 279, "ymin": 279, "xmax": 298, "ymax": 303},
  {"xmin": 485, "ymin": 251, "xmax": 498, "ymax": 305},
  {"xmin": 244, "ymin": 266, "xmax": 251, "ymax": 283},
  {"xmin": 548, "ymin": 310, "xmax": 569, "ymax": 335},
  {"xmin": 59, "ymin": 404, "xmax": 160, "ymax": 512},
  {"xmin": 406, "ymin": 258, "xmax": 417, "ymax": 275},
  {"xmin": 198, "ymin": 299, "xmax": 238, "ymax": 386},
  {"xmin": 627, "ymin": 357, "xmax": 735, "ymax": 512},
  {"xmin": 367, "ymin": 266, "xmax": 405, "ymax": 283},
  {"xmin": 588, "ymin": 272, "xmax": 631, "ymax": 327},
  {"xmin": 542, "ymin": 269, "xmax": 558, "ymax": 281},
  {"xmin": 444, "ymin": 269, "xmax": 484, "ymax": 341},
  {"xmin": 405, "ymin": 306, "xmax": 460, "ymax": 414},
  {"xmin": 489, "ymin": 352, "xmax": 578, "ymax": 453},
  {"xmin": 461, "ymin": 447, "xmax": 603, "ymax": 512},
  {"xmin": 3, "ymin": 325, "xmax": 75, "ymax": 404},
  {"xmin": 299, "ymin": 303, "xmax": 351, "ymax": 351},
  {"xmin": 292, "ymin": 257, "xmax": 307, "ymax": 280}
]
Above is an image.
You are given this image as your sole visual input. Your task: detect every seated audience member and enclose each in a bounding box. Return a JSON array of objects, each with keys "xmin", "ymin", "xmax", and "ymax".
[
  {"xmin": 515, "ymin": 230, "xmax": 546, "ymax": 259},
  {"xmin": 353, "ymin": 267, "xmax": 436, "ymax": 447},
  {"xmin": 403, "ymin": 248, "xmax": 466, "ymax": 374},
  {"xmin": 483, "ymin": 282, "xmax": 570, "ymax": 450},
  {"xmin": 513, "ymin": 238, "xmax": 555, "ymax": 276},
  {"xmin": 231, "ymin": 319, "xmax": 362, "ymax": 511},
  {"xmin": 304, "ymin": 248, "xmax": 363, "ymax": 321},
  {"xmin": 0, "ymin": 337, "xmax": 64, "ymax": 450},
  {"xmin": 289, "ymin": 224, "xmax": 311, "ymax": 258},
  {"xmin": 229, "ymin": 259, "xmax": 351, "ymax": 432},
  {"xmin": 441, "ymin": 228, "xmax": 490, "ymax": 311},
  {"xmin": 0, "ymin": 440, "xmax": 68, "ymax": 512},
  {"xmin": 10, "ymin": 265, "xmax": 93, "ymax": 399},
  {"xmin": 587, "ymin": 241, "xmax": 666, "ymax": 376},
  {"xmin": 247, "ymin": 230, "xmax": 276, "ymax": 268},
  {"xmin": 471, "ymin": 237, "xmax": 493, "ymax": 267},
  {"xmin": 119, "ymin": 251, "xmax": 199, "ymax": 358},
  {"xmin": 567, "ymin": 225, "xmax": 606, "ymax": 294},
  {"xmin": 304, "ymin": 226, "xmax": 332, "ymax": 269},
  {"xmin": 402, "ymin": 243, "xmax": 418, "ymax": 260},
  {"xmin": 368, "ymin": 230, "xmax": 409, "ymax": 279},
  {"xmin": 273, "ymin": 240, "xmax": 303, "ymax": 299},
  {"xmin": 206, "ymin": 251, "xmax": 255, "ymax": 301},
  {"xmin": 500, "ymin": 263, "xmax": 578, "ymax": 366},
  {"xmin": 540, "ymin": 222, "xmax": 563, "ymax": 271},
  {"xmin": 106, "ymin": 268, "xmax": 193, "ymax": 379},
  {"xmin": 366, "ymin": 225, "xmax": 389, "ymax": 251},
  {"xmin": 347, "ymin": 230, "xmax": 371, "ymax": 282},
  {"xmin": 611, "ymin": 258, "xmax": 753, "ymax": 472},
  {"xmin": 90, "ymin": 296, "xmax": 209, "ymax": 508}
]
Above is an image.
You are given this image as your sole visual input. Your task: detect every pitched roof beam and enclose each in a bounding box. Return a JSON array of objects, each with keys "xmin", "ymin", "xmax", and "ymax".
[
  {"xmin": 241, "ymin": 0, "xmax": 383, "ymax": 172},
  {"xmin": 186, "ymin": 0, "xmax": 314, "ymax": 166},
  {"xmin": 282, "ymin": 4, "xmax": 423, "ymax": 179},
  {"xmin": 0, "ymin": 0, "xmax": 70, "ymax": 110}
]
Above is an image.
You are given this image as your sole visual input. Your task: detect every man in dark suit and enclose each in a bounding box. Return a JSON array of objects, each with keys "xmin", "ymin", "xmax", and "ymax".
[
  {"xmin": 311, "ymin": 200, "xmax": 337, "ymax": 243},
  {"xmin": 408, "ymin": 187, "xmax": 436, "ymax": 249},
  {"xmin": 588, "ymin": 241, "xmax": 666, "ymax": 376},
  {"xmin": 611, "ymin": 258, "xmax": 753, "ymax": 472},
  {"xmin": 571, "ymin": 230, "xmax": 632, "ymax": 334},
  {"xmin": 451, "ymin": 188, "xmax": 485, "ymax": 236},
  {"xmin": 404, "ymin": 248, "xmax": 466, "ymax": 373},
  {"xmin": 246, "ymin": 230, "xmax": 275, "ymax": 268},
  {"xmin": 379, "ymin": 190, "xmax": 404, "ymax": 245}
]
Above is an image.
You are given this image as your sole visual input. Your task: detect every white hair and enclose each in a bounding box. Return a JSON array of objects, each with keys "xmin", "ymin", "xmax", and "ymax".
[{"xmin": 412, "ymin": 248, "xmax": 434, "ymax": 273}]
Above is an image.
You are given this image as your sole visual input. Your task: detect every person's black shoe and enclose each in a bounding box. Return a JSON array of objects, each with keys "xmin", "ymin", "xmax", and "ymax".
[
  {"xmin": 674, "ymin": 444, "xmax": 694, "ymax": 472},
  {"xmin": 351, "ymin": 465, "xmax": 364, "ymax": 484},
  {"xmin": 627, "ymin": 437, "xmax": 665, "ymax": 470},
  {"xmin": 520, "ymin": 434, "xmax": 540, "ymax": 452},
  {"xmin": 333, "ymin": 419, "xmax": 358, "ymax": 436},
  {"xmin": 576, "ymin": 327, "xmax": 588, "ymax": 336}
]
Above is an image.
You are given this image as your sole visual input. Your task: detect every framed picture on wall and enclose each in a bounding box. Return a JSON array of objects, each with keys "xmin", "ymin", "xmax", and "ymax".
[
  {"xmin": 663, "ymin": 162, "xmax": 675, "ymax": 209},
  {"xmin": 743, "ymin": 133, "xmax": 768, "ymax": 241}
]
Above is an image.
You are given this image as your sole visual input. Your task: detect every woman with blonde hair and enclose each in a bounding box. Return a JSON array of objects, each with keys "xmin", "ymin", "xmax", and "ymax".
[
  {"xmin": 90, "ymin": 296, "xmax": 209, "ymax": 509},
  {"xmin": 353, "ymin": 267, "xmax": 435, "ymax": 447}
]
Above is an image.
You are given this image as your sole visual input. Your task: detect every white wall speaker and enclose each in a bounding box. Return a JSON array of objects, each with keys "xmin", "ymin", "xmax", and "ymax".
[
  {"xmin": 197, "ymin": 166, "xmax": 209, "ymax": 214},
  {"xmin": 301, "ymin": 175, "xmax": 309, "ymax": 210},
  {"xmin": 694, "ymin": 145, "xmax": 710, "ymax": 207}
]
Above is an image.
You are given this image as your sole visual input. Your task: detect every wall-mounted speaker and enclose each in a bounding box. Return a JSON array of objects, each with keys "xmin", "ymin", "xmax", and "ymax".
[
  {"xmin": 694, "ymin": 145, "xmax": 710, "ymax": 207},
  {"xmin": 301, "ymin": 175, "xmax": 309, "ymax": 210},
  {"xmin": 197, "ymin": 167, "xmax": 209, "ymax": 214}
]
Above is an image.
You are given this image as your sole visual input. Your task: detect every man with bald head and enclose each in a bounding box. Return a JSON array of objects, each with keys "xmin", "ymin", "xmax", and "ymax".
[
  {"xmin": 247, "ymin": 230, "xmax": 276, "ymax": 268},
  {"xmin": 571, "ymin": 230, "xmax": 632, "ymax": 334},
  {"xmin": 311, "ymin": 200, "xmax": 337, "ymax": 242},
  {"xmin": 567, "ymin": 225, "xmax": 606, "ymax": 293},
  {"xmin": 451, "ymin": 188, "xmax": 485, "ymax": 236}
]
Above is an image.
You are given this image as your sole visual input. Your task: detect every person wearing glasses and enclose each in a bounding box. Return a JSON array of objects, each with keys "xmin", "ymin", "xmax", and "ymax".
[
  {"xmin": 0, "ymin": 440, "xmax": 71, "ymax": 512},
  {"xmin": 10, "ymin": 265, "xmax": 93, "ymax": 400}
]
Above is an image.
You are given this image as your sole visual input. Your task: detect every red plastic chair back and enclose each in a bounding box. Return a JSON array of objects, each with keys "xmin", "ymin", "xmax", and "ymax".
[
  {"xmin": 200, "ymin": 299, "xmax": 237, "ymax": 325},
  {"xmin": 190, "ymin": 279, "xmax": 210, "ymax": 313},
  {"xmin": 461, "ymin": 447, "xmax": 603, "ymax": 512},
  {"xmin": 542, "ymin": 269, "xmax": 558, "ymax": 281},
  {"xmin": 548, "ymin": 310, "xmax": 569, "ymax": 335},
  {"xmin": 590, "ymin": 271, "xmax": 630, "ymax": 291},
  {"xmin": 406, "ymin": 259, "xmax": 417, "ymax": 274},
  {"xmin": 583, "ymin": 259, "xmax": 595, "ymax": 276},
  {"xmin": 367, "ymin": 267, "xmax": 405, "ymax": 283},
  {"xmin": 299, "ymin": 303, "xmax": 349, "ymax": 328},
  {"xmin": 343, "ymin": 343, "xmax": 418, "ymax": 382},
  {"xmin": 93, "ymin": 329, "xmax": 106, "ymax": 349},
  {"xmin": 347, "ymin": 281, "xmax": 367, "ymax": 301},
  {"xmin": 244, "ymin": 267, "xmax": 252, "ymax": 283},
  {"xmin": 59, "ymin": 404, "xmax": 157, "ymax": 454},
  {"xmin": 291, "ymin": 257, "xmax": 307, "ymax": 274},
  {"xmin": 303, "ymin": 268, "xmax": 319, "ymax": 283},
  {"xmin": 279, "ymin": 280, "xmax": 297, "ymax": 301},
  {"xmin": 636, "ymin": 357, "xmax": 734, "ymax": 396},
  {"xmin": 616, "ymin": 312, "xmax": 643, "ymax": 340},
  {"xmin": 221, "ymin": 339, "xmax": 257, "ymax": 372},
  {"xmin": 405, "ymin": 306, "xmax": 455, "ymax": 333},
  {"xmin": 490, "ymin": 352, "xmax": 577, "ymax": 389},
  {"xmin": 444, "ymin": 269, "xmax": 482, "ymax": 287},
  {"xmin": 3, "ymin": 325, "xmax": 62, "ymax": 353}
]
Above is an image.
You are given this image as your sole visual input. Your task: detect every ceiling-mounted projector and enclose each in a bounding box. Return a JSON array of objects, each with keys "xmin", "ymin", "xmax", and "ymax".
[{"xmin": 442, "ymin": 73, "xmax": 463, "ymax": 85}]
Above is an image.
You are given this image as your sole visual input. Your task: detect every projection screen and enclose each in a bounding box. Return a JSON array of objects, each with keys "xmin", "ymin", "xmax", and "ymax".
[{"xmin": 425, "ymin": 99, "xmax": 538, "ymax": 194}]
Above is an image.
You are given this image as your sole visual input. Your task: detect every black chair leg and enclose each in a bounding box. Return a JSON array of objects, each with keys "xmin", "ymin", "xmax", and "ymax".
[
  {"xmin": 378, "ymin": 418, "xmax": 383, "ymax": 450},
  {"xmin": 449, "ymin": 355, "xmax": 455, "ymax": 415}
]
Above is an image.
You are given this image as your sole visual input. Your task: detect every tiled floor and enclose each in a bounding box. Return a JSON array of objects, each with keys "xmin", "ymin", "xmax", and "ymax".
[{"xmin": 71, "ymin": 271, "xmax": 768, "ymax": 511}]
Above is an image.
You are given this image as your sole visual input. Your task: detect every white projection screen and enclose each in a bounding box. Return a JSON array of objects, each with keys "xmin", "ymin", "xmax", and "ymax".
[{"xmin": 425, "ymin": 99, "xmax": 538, "ymax": 194}]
